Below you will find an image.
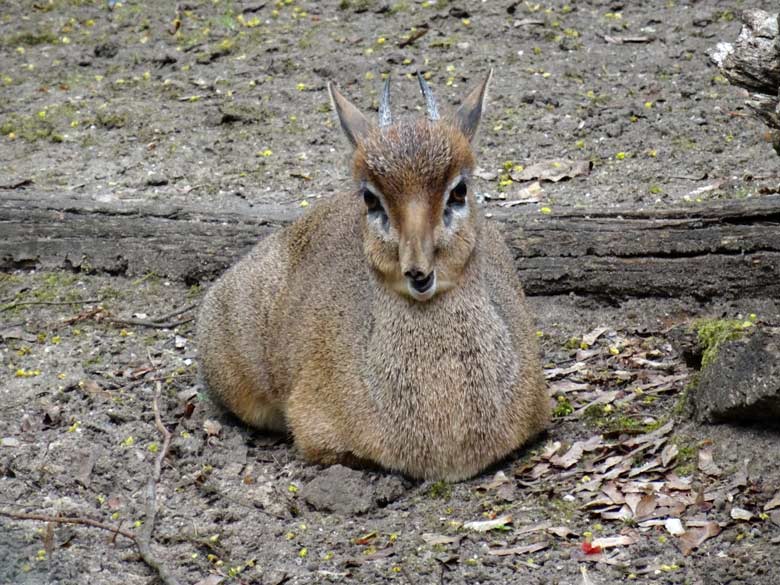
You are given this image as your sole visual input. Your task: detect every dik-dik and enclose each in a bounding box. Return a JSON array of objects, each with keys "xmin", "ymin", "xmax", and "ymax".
[{"xmin": 197, "ymin": 71, "xmax": 549, "ymax": 481}]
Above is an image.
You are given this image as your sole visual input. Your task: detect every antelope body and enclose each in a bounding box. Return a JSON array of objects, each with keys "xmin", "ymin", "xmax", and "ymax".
[{"xmin": 196, "ymin": 72, "xmax": 549, "ymax": 481}]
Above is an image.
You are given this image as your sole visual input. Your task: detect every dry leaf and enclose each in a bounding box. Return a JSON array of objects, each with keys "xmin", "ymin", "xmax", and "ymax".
[
  {"xmin": 730, "ymin": 507, "xmax": 753, "ymax": 521},
  {"xmin": 601, "ymin": 481, "xmax": 625, "ymax": 505},
  {"xmin": 513, "ymin": 18, "xmax": 545, "ymax": 27},
  {"xmin": 511, "ymin": 159, "xmax": 591, "ymax": 183},
  {"xmin": 627, "ymin": 457, "xmax": 662, "ymax": 478},
  {"xmin": 661, "ymin": 444, "xmax": 679, "ymax": 468},
  {"xmin": 591, "ymin": 534, "xmax": 638, "ymax": 549},
  {"xmin": 771, "ymin": 511, "xmax": 780, "ymax": 527},
  {"xmin": 599, "ymin": 505, "xmax": 633, "ymax": 521},
  {"xmin": 698, "ymin": 448, "xmax": 722, "ymax": 477},
  {"xmin": 581, "ymin": 326, "xmax": 610, "ymax": 347},
  {"xmin": 551, "ymin": 441, "xmax": 585, "ymax": 469},
  {"xmin": 487, "ymin": 542, "xmax": 548, "ymax": 556},
  {"xmin": 685, "ymin": 182, "xmax": 723, "ymax": 199},
  {"xmin": 603, "ymin": 35, "xmax": 653, "ymax": 44},
  {"xmin": 515, "ymin": 520, "xmax": 552, "ymax": 536},
  {"xmin": 574, "ymin": 391, "xmax": 620, "ymax": 416},
  {"xmin": 194, "ymin": 576, "xmax": 224, "ymax": 585},
  {"xmin": 354, "ymin": 531, "xmax": 378, "ymax": 545},
  {"xmin": 76, "ymin": 448, "xmax": 96, "ymax": 488},
  {"xmin": 634, "ymin": 494, "xmax": 658, "ymax": 519},
  {"xmin": 679, "ymin": 521, "xmax": 721, "ymax": 555},
  {"xmin": 478, "ymin": 470, "xmax": 510, "ymax": 491},
  {"xmin": 575, "ymin": 348, "xmax": 601, "ymax": 361},
  {"xmin": 177, "ymin": 387, "xmax": 198, "ymax": 402},
  {"xmin": 0, "ymin": 326, "xmax": 37, "ymax": 342},
  {"xmin": 473, "ymin": 167, "xmax": 498, "ymax": 181},
  {"xmin": 203, "ymin": 419, "xmax": 222, "ymax": 437},
  {"xmin": 544, "ymin": 363, "xmax": 587, "ymax": 380},
  {"xmin": 548, "ymin": 526, "xmax": 577, "ymax": 539},
  {"xmin": 498, "ymin": 181, "xmax": 543, "ymax": 206},
  {"xmin": 625, "ymin": 493, "xmax": 643, "ymax": 517},
  {"xmin": 764, "ymin": 491, "xmax": 780, "ymax": 511},
  {"xmin": 421, "ymin": 533, "xmax": 461, "ymax": 546},
  {"xmin": 541, "ymin": 441, "xmax": 562, "ymax": 460},
  {"xmin": 463, "ymin": 515, "xmax": 512, "ymax": 532},
  {"xmin": 597, "ymin": 456, "xmax": 627, "ymax": 475},
  {"xmin": 529, "ymin": 462, "xmax": 550, "ymax": 479},
  {"xmin": 623, "ymin": 420, "xmax": 674, "ymax": 448},
  {"xmin": 665, "ymin": 474, "xmax": 692, "ymax": 491},
  {"xmin": 582, "ymin": 434, "xmax": 605, "ymax": 451},
  {"xmin": 664, "ymin": 518, "xmax": 685, "ymax": 536},
  {"xmin": 549, "ymin": 380, "xmax": 590, "ymax": 394},
  {"xmin": 576, "ymin": 476, "xmax": 604, "ymax": 493},
  {"xmin": 622, "ymin": 480, "xmax": 665, "ymax": 493},
  {"xmin": 581, "ymin": 565, "xmax": 595, "ymax": 585}
]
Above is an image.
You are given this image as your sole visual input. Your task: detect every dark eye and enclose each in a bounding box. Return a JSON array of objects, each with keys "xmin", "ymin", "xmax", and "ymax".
[
  {"xmin": 362, "ymin": 188, "xmax": 389, "ymax": 229},
  {"xmin": 448, "ymin": 180, "xmax": 467, "ymax": 206},
  {"xmin": 363, "ymin": 188, "xmax": 381, "ymax": 212}
]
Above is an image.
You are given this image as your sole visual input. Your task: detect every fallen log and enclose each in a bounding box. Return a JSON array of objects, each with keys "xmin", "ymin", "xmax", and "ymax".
[
  {"xmin": 709, "ymin": 9, "xmax": 780, "ymax": 154},
  {"xmin": 2, "ymin": 192, "xmax": 779, "ymax": 300}
]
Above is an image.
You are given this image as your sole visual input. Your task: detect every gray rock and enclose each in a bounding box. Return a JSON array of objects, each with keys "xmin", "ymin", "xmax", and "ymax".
[
  {"xmin": 692, "ymin": 329, "xmax": 780, "ymax": 423},
  {"xmin": 301, "ymin": 464, "xmax": 406, "ymax": 515}
]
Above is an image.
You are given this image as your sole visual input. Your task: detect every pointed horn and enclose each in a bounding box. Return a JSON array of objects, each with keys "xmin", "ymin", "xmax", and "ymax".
[
  {"xmin": 378, "ymin": 77, "xmax": 392, "ymax": 128},
  {"xmin": 417, "ymin": 72, "xmax": 440, "ymax": 122}
]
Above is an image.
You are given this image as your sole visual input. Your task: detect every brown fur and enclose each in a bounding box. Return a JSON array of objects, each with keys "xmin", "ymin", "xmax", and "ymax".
[{"xmin": 196, "ymin": 75, "xmax": 549, "ymax": 481}]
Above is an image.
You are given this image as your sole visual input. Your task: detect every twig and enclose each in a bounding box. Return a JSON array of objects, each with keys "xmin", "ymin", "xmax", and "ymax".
[
  {"xmin": 133, "ymin": 382, "xmax": 181, "ymax": 585},
  {"xmin": 1, "ymin": 298, "xmax": 102, "ymax": 312},
  {"xmin": 106, "ymin": 302, "xmax": 197, "ymax": 329},
  {"xmin": 0, "ymin": 383, "xmax": 182, "ymax": 585},
  {"xmin": 401, "ymin": 565, "xmax": 418, "ymax": 585},
  {"xmin": 0, "ymin": 510, "xmax": 136, "ymax": 541},
  {"xmin": 107, "ymin": 316, "xmax": 194, "ymax": 329},
  {"xmin": 399, "ymin": 26, "xmax": 429, "ymax": 49},
  {"xmin": 151, "ymin": 302, "xmax": 198, "ymax": 324}
]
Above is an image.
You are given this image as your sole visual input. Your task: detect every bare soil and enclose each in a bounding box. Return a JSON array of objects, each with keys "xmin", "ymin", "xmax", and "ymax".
[{"xmin": 1, "ymin": 1, "xmax": 779, "ymax": 585}]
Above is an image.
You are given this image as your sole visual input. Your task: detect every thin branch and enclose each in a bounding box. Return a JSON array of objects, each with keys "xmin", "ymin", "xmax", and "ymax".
[
  {"xmin": 133, "ymin": 382, "xmax": 181, "ymax": 585},
  {"xmin": 1, "ymin": 298, "xmax": 102, "ymax": 312},
  {"xmin": 106, "ymin": 302, "xmax": 198, "ymax": 329},
  {"xmin": 0, "ymin": 510, "xmax": 136, "ymax": 541},
  {"xmin": 0, "ymin": 383, "xmax": 182, "ymax": 585},
  {"xmin": 106, "ymin": 316, "xmax": 194, "ymax": 329},
  {"xmin": 151, "ymin": 302, "xmax": 198, "ymax": 324},
  {"xmin": 401, "ymin": 565, "xmax": 418, "ymax": 585}
]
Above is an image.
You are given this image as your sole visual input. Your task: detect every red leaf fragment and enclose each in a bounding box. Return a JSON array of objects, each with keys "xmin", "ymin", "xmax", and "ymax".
[{"xmin": 581, "ymin": 541, "xmax": 602, "ymax": 555}]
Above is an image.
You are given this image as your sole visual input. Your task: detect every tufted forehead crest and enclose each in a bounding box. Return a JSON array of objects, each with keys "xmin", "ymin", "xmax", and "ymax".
[{"xmin": 362, "ymin": 122, "xmax": 452, "ymax": 178}]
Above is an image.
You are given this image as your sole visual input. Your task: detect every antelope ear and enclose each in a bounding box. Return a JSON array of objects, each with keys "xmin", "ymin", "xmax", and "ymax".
[
  {"xmin": 455, "ymin": 69, "xmax": 493, "ymax": 142},
  {"xmin": 328, "ymin": 82, "xmax": 371, "ymax": 148}
]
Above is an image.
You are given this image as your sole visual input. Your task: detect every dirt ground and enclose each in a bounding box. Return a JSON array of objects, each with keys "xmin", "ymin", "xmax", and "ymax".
[{"xmin": 1, "ymin": 1, "xmax": 779, "ymax": 584}]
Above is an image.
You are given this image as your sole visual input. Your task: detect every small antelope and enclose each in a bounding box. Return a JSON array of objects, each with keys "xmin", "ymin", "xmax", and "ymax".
[{"xmin": 196, "ymin": 71, "xmax": 549, "ymax": 481}]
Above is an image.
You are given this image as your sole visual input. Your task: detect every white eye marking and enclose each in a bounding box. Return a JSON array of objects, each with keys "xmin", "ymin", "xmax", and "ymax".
[
  {"xmin": 446, "ymin": 174, "xmax": 465, "ymax": 195},
  {"xmin": 442, "ymin": 174, "xmax": 470, "ymax": 233}
]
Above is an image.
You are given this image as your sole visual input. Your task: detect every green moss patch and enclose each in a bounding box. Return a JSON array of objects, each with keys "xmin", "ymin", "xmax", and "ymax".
[{"xmin": 694, "ymin": 317, "xmax": 755, "ymax": 368}]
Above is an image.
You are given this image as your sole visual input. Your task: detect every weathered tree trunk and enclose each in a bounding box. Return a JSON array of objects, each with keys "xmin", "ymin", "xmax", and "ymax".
[
  {"xmin": 2, "ymin": 192, "xmax": 779, "ymax": 300},
  {"xmin": 709, "ymin": 9, "xmax": 780, "ymax": 154}
]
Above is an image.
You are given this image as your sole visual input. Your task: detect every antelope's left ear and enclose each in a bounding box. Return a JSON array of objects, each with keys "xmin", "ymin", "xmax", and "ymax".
[
  {"xmin": 455, "ymin": 68, "xmax": 493, "ymax": 142},
  {"xmin": 328, "ymin": 82, "xmax": 371, "ymax": 149}
]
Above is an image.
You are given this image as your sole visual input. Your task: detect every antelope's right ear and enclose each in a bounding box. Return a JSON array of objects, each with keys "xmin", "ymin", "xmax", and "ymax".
[
  {"xmin": 455, "ymin": 69, "xmax": 493, "ymax": 142},
  {"xmin": 328, "ymin": 82, "xmax": 371, "ymax": 148}
]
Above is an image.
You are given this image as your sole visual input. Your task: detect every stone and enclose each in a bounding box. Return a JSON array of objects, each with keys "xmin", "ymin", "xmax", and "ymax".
[
  {"xmin": 691, "ymin": 329, "xmax": 780, "ymax": 423},
  {"xmin": 301, "ymin": 464, "xmax": 406, "ymax": 515}
]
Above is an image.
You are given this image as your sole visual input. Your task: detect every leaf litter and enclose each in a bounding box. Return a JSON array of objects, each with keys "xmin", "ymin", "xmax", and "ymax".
[{"xmin": 448, "ymin": 323, "xmax": 777, "ymax": 572}]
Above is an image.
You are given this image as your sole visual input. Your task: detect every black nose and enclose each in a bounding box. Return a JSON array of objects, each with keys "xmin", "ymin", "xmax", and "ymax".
[{"xmin": 406, "ymin": 270, "xmax": 434, "ymax": 293}]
